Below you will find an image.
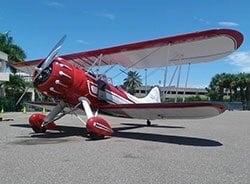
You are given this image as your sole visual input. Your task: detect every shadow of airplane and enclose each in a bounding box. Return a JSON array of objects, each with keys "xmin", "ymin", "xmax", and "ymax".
[
  {"xmin": 120, "ymin": 123, "xmax": 185, "ymax": 129},
  {"xmin": 10, "ymin": 123, "xmax": 222, "ymax": 147}
]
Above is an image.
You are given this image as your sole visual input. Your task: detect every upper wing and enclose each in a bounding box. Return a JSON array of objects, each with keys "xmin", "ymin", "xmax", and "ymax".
[
  {"xmin": 99, "ymin": 102, "xmax": 226, "ymax": 119},
  {"xmin": 12, "ymin": 28, "xmax": 243, "ymax": 75}
]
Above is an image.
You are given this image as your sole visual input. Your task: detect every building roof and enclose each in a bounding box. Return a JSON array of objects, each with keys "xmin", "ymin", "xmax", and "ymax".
[
  {"xmin": 0, "ymin": 51, "xmax": 8, "ymax": 61},
  {"xmin": 136, "ymin": 85, "xmax": 207, "ymax": 92}
]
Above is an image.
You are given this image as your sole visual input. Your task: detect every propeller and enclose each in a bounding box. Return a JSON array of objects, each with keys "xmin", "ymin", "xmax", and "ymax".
[
  {"xmin": 34, "ymin": 35, "xmax": 66, "ymax": 81},
  {"xmin": 16, "ymin": 35, "xmax": 66, "ymax": 106}
]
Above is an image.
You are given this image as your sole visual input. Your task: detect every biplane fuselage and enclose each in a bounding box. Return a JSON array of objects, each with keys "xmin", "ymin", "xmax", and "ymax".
[{"xmin": 34, "ymin": 57, "xmax": 134, "ymax": 108}]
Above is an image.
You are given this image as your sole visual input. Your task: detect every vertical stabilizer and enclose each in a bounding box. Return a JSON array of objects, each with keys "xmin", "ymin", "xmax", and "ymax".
[{"xmin": 126, "ymin": 87, "xmax": 161, "ymax": 103}]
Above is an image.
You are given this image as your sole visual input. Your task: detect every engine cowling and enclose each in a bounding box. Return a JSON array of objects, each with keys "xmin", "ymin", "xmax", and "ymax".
[
  {"xmin": 86, "ymin": 116, "xmax": 113, "ymax": 137},
  {"xmin": 29, "ymin": 113, "xmax": 56, "ymax": 133}
]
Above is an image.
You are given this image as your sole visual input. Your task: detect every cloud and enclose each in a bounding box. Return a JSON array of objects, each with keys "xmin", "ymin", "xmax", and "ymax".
[
  {"xmin": 193, "ymin": 16, "xmax": 210, "ymax": 25},
  {"xmin": 46, "ymin": 1, "xmax": 63, "ymax": 8},
  {"xmin": 83, "ymin": 10, "xmax": 116, "ymax": 21},
  {"xmin": 218, "ymin": 21, "xmax": 239, "ymax": 27},
  {"xmin": 193, "ymin": 18, "xmax": 239, "ymax": 27},
  {"xmin": 98, "ymin": 12, "xmax": 116, "ymax": 20},
  {"xmin": 76, "ymin": 40, "xmax": 90, "ymax": 45},
  {"xmin": 228, "ymin": 51, "xmax": 250, "ymax": 72}
]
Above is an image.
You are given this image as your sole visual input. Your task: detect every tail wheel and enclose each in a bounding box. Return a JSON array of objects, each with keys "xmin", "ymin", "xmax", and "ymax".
[
  {"xmin": 147, "ymin": 119, "xmax": 151, "ymax": 126},
  {"xmin": 29, "ymin": 113, "xmax": 56, "ymax": 133}
]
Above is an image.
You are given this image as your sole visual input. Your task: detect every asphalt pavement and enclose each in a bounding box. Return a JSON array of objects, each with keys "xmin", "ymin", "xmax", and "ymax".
[{"xmin": 0, "ymin": 111, "xmax": 249, "ymax": 184}]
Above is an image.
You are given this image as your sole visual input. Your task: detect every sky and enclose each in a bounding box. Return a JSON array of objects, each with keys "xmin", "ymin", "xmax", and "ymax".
[{"xmin": 0, "ymin": 0, "xmax": 250, "ymax": 88}]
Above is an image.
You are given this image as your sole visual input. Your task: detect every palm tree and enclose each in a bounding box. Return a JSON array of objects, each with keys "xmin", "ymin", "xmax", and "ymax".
[
  {"xmin": 0, "ymin": 32, "xmax": 27, "ymax": 111},
  {"xmin": 221, "ymin": 73, "xmax": 235, "ymax": 101},
  {"xmin": 123, "ymin": 71, "xmax": 142, "ymax": 95},
  {"xmin": 0, "ymin": 32, "xmax": 26, "ymax": 63},
  {"xmin": 246, "ymin": 73, "xmax": 250, "ymax": 101},
  {"xmin": 207, "ymin": 73, "xmax": 250, "ymax": 102},
  {"xmin": 207, "ymin": 73, "xmax": 224, "ymax": 101},
  {"xmin": 236, "ymin": 73, "xmax": 247, "ymax": 102}
]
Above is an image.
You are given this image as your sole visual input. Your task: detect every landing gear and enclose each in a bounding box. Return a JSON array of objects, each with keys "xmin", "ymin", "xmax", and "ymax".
[
  {"xmin": 86, "ymin": 116, "xmax": 113, "ymax": 137},
  {"xmin": 29, "ymin": 101, "xmax": 66, "ymax": 133},
  {"xmin": 29, "ymin": 113, "xmax": 47, "ymax": 133},
  {"xmin": 79, "ymin": 97, "xmax": 113, "ymax": 139},
  {"xmin": 146, "ymin": 119, "xmax": 151, "ymax": 126},
  {"xmin": 29, "ymin": 113, "xmax": 56, "ymax": 133}
]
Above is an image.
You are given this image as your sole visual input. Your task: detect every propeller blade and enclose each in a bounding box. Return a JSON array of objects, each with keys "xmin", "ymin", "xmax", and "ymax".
[
  {"xmin": 34, "ymin": 35, "xmax": 66, "ymax": 80},
  {"xmin": 16, "ymin": 35, "xmax": 66, "ymax": 106},
  {"xmin": 15, "ymin": 86, "xmax": 30, "ymax": 106}
]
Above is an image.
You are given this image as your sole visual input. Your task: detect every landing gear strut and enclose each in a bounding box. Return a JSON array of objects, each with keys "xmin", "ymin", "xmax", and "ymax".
[
  {"xmin": 29, "ymin": 101, "xmax": 66, "ymax": 133},
  {"xmin": 146, "ymin": 119, "xmax": 151, "ymax": 126}
]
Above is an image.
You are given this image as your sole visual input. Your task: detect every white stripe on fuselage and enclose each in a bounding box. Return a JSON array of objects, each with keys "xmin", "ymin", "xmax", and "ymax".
[{"xmin": 87, "ymin": 80, "xmax": 133, "ymax": 104}]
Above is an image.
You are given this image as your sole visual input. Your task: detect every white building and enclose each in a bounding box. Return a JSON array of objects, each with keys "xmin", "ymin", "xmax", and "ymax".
[
  {"xmin": 0, "ymin": 51, "xmax": 9, "ymax": 80},
  {"xmin": 0, "ymin": 51, "xmax": 9, "ymax": 97},
  {"xmin": 135, "ymin": 85, "xmax": 208, "ymax": 102},
  {"xmin": 15, "ymin": 72, "xmax": 35, "ymax": 101},
  {"xmin": 0, "ymin": 51, "xmax": 35, "ymax": 101}
]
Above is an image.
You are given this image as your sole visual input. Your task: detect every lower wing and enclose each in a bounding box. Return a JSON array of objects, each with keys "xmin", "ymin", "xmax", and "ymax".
[
  {"xmin": 26, "ymin": 101, "xmax": 226, "ymax": 120},
  {"xmin": 99, "ymin": 102, "xmax": 226, "ymax": 119},
  {"xmin": 25, "ymin": 101, "xmax": 85, "ymax": 115}
]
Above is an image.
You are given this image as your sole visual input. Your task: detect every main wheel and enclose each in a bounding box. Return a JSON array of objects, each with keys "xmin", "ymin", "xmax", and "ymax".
[
  {"xmin": 86, "ymin": 116, "xmax": 113, "ymax": 139},
  {"xmin": 32, "ymin": 124, "xmax": 46, "ymax": 133},
  {"xmin": 29, "ymin": 113, "xmax": 56, "ymax": 133},
  {"xmin": 29, "ymin": 113, "xmax": 47, "ymax": 133}
]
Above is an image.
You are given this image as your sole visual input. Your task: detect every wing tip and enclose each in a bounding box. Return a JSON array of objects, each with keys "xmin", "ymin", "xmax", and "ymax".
[{"xmin": 216, "ymin": 28, "xmax": 244, "ymax": 50}]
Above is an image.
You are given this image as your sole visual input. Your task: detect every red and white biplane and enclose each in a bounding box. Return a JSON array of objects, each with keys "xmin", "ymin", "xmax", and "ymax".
[{"xmin": 12, "ymin": 28, "xmax": 243, "ymax": 138}]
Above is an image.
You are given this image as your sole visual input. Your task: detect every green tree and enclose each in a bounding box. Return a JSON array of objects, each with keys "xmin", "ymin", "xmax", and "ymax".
[
  {"xmin": 246, "ymin": 73, "xmax": 250, "ymax": 101},
  {"xmin": 185, "ymin": 95, "xmax": 208, "ymax": 102},
  {"xmin": 0, "ymin": 75, "xmax": 26, "ymax": 111},
  {"xmin": 207, "ymin": 73, "xmax": 250, "ymax": 102},
  {"xmin": 223, "ymin": 74, "xmax": 235, "ymax": 101},
  {"xmin": 236, "ymin": 73, "xmax": 247, "ymax": 102},
  {"xmin": 0, "ymin": 32, "xmax": 26, "ymax": 62},
  {"xmin": 123, "ymin": 71, "xmax": 142, "ymax": 95},
  {"xmin": 207, "ymin": 73, "xmax": 225, "ymax": 101},
  {"xmin": 0, "ymin": 32, "xmax": 28, "ymax": 111}
]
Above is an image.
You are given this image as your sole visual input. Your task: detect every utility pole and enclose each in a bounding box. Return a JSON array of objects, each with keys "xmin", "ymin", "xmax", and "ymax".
[
  {"xmin": 183, "ymin": 63, "xmax": 191, "ymax": 102},
  {"xmin": 145, "ymin": 68, "xmax": 148, "ymax": 94},
  {"xmin": 162, "ymin": 66, "xmax": 168, "ymax": 101},
  {"xmin": 175, "ymin": 65, "xmax": 182, "ymax": 103}
]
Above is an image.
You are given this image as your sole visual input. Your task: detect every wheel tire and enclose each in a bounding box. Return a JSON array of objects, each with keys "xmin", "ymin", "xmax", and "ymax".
[
  {"xmin": 31, "ymin": 126, "xmax": 46, "ymax": 133},
  {"xmin": 89, "ymin": 133, "xmax": 105, "ymax": 140},
  {"xmin": 147, "ymin": 119, "xmax": 151, "ymax": 126},
  {"xmin": 29, "ymin": 113, "xmax": 47, "ymax": 133}
]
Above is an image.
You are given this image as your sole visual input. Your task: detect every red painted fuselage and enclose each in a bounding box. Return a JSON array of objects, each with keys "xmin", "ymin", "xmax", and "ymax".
[{"xmin": 34, "ymin": 57, "xmax": 132, "ymax": 109}]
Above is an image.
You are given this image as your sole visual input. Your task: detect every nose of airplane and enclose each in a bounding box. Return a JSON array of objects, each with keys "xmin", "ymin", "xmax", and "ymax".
[{"xmin": 34, "ymin": 57, "xmax": 74, "ymax": 98}]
